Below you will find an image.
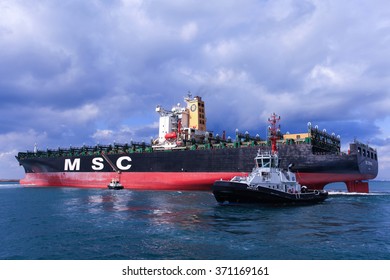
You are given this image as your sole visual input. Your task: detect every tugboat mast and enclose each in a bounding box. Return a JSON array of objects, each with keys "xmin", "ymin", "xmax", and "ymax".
[{"xmin": 268, "ymin": 113, "xmax": 281, "ymax": 154}]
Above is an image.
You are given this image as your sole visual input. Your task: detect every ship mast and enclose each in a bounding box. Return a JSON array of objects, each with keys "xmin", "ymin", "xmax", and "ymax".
[{"xmin": 268, "ymin": 113, "xmax": 281, "ymax": 154}]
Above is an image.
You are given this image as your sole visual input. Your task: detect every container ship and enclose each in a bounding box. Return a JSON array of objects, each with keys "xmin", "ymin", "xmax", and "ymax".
[{"xmin": 16, "ymin": 95, "xmax": 378, "ymax": 193}]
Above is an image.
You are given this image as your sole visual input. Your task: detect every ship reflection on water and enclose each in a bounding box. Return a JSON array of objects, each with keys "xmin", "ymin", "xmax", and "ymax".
[{"xmin": 83, "ymin": 190, "xmax": 207, "ymax": 230}]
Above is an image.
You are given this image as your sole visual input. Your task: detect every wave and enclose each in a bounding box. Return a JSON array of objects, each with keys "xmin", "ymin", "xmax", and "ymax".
[
  {"xmin": 0, "ymin": 183, "xmax": 21, "ymax": 189},
  {"xmin": 328, "ymin": 191, "xmax": 390, "ymax": 196}
]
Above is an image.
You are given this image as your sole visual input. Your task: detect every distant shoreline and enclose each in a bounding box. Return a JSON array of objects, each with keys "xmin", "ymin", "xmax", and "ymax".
[{"xmin": 0, "ymin": 179, "xmax": 20, "ymax": 183}]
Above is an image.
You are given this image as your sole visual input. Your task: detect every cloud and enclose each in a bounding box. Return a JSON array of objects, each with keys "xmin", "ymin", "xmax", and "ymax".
[
  {"xmin": 1, "ymin": 0, "xmax": 390, "ymax": 180},
  {"xmin": 180, "ymin": 22, "xmax": 198, "ymax": 42},
  {"xmin": 91, "ymin": 123, "xmax": 158, "ymax": 144}
]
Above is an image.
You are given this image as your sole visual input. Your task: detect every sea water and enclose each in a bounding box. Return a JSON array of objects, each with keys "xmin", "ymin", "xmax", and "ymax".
[{"xmin": 0, "ymin": 181, "xmax": 389, "ymax": 260}]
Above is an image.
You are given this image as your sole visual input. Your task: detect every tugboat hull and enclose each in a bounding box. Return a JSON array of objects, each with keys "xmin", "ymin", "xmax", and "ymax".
[{"xmin": 212, "ymin": 180, "xmax": 328, "ymax": 204}]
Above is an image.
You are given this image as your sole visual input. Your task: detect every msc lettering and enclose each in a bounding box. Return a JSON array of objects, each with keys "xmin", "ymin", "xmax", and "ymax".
[{"xmin": 64, "ymin": 156, "xmax": 132, "ymax": 171}]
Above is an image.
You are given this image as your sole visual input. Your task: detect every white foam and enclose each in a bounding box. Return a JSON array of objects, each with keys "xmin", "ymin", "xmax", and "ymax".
[{"xmin": 328, "ymin": 191, "xmax": 390, "ymax": 196}]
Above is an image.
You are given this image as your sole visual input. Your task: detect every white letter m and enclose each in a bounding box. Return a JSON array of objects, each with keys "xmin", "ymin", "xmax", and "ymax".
[{"xmin": 64, "ymin": 158, "xmax": 81, "ymax": 171}]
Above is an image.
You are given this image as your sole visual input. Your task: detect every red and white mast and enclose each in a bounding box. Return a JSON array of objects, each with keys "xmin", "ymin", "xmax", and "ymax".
[{"xmin": 268, "ymin": 113, "xmax": 281, "ymax": 154}]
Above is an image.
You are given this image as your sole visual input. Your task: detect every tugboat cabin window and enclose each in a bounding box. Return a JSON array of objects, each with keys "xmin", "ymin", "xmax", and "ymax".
[
  {"xmin": 256, "ymin": 157, "xmax": 277, "ymax": 168},
  {"xmin": 255, "ymin": 157, "xmax": 278, "ymax": 168}
]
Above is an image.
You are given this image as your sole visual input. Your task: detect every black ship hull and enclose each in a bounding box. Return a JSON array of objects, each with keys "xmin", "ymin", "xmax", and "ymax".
[
  {"xmin": 16, "ymin": 141, "xmax": 378, "ymax": 192},
  {"xmin": 212, "ymin": 180, "xmax": 329, "ymax": 204}
]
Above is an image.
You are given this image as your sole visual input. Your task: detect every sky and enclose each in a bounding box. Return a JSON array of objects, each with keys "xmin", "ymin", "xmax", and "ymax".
[{"xmin": 1, "ymin": 0, "xmax": 390, "ymax": 180}]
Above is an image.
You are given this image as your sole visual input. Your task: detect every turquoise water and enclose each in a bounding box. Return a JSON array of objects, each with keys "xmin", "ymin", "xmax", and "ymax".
[{"xmin": 0, "ymin": 181, "xmax": 389, "ymax": 259}]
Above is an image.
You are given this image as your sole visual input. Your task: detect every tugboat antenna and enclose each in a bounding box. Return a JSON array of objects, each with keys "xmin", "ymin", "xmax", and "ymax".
[{"xmin": 268, "ymin": 113, "xmax": 281, "ymax": 154}]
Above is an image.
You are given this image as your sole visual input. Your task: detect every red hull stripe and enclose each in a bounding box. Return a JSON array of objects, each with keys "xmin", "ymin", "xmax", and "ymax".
[
  {"xmin": 20, "ymin": 172, "xmax": 248, "ymax": 190},
  {"xmin": 20, "ymin": 171, "xmax": 376, "ymax": 190},
  {"xmin": 295, "ymin": 172, "xmax": 376, "ymax": 186}
]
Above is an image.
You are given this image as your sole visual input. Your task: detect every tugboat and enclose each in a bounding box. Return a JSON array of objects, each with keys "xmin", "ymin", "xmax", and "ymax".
[
  {"xmin": 212, "ymin": 113, "xmax": 328, "ymax": 204},
  {"xmin": 107, "ymin": 178, "xmax": 124, "ymax": 190}
]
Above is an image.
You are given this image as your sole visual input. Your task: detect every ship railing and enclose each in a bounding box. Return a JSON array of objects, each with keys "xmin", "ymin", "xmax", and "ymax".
[
  {"xmin": 231, "ymin": 176, "xmax": 246, "ymax": 182},
  {"xmin": 236, "ymin": 132, "xmax": 262, "ymax": 142},
  {"xmin": 18, "ymin": 141, "xmax": 154, "ymax": 159},
  {"xmin": 19, "ymin": 131, "xmax": 330, "ymax": 159},
  {"xmin": 19, "ymin": 139, "xmax": 265, "ymax": 159},
  {"xmin": 353, "ymin": 139, "xmax": 377, "ymax": 152},
  {"xmin": 81, "ymin": 145, "xmax": 98, "ymax": 151},
  {"xmin": 17, "ymin": 152, "xmax": 29, "ymax": 159},
  {"xmin": 282, "ymin": 137, "xmax": 311, "ymax": 145},
  {"xmin": 353, "ymin": 141, "xmax": 378, "ymax": 161},
  {"xmin": 205, "ymin": 131, "xmax": 263, "ymax": 144}
]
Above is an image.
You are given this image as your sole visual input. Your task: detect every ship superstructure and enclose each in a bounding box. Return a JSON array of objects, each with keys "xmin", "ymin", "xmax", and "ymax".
[{"xmin": 154, "ymin": 95, "xmax": 208, "ymax": 149}]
